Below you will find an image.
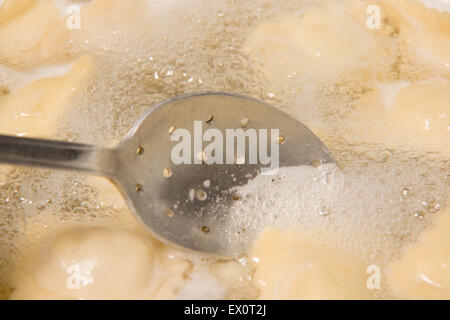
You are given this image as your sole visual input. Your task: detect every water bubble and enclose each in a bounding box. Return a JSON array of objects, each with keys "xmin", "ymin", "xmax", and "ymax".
[
  {"xmin": 188, "ymin": 188, "xmax": 195, "ymax": 202},
  {"xmin": 319, "ymin": 206, "xmax": 330, "ymax": 216},
  {"xmin": 422, "ymin": 198, "xmax": 441, "ymax": 214},
  {"xmin": 401, "ymin": 187, "xmax": 410, "ymax": 197},
  {"xmin": 232, "ymin": 193, "xmax": 242, "ymax": 201},
  {"xmin": 414, "ymin": 211, "xmax": 425, "ymax": 220}
]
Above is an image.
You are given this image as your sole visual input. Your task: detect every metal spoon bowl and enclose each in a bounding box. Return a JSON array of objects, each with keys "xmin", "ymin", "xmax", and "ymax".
[{"xmin": 0, "ymin": 93, "xmax": 335, "ymax": 256}]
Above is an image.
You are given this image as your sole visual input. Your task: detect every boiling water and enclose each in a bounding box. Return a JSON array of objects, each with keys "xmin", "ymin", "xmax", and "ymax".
[{"xmin": 0, "ymin": 0, "xmax": 448, "ymax": 299}]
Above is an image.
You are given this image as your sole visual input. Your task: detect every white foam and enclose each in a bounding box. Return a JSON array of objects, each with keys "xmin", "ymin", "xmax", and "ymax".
[{"xmin": 419, "ymin": 0, "xmax": 450, "ymax": 12}]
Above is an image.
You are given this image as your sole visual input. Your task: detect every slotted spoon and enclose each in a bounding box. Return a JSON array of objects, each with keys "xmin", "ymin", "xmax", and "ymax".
[{"xmin": 0, "ymin": 93, "xmax": 335, "ymax": 256}]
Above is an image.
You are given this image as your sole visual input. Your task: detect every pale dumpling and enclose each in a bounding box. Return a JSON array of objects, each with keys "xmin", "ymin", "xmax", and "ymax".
[
  {"xmin": 386, "ymin": 199, "xmax": 450, "ymax": 299},
  {"xmin": 387, "ymin": 79, "xmax": 449, "ymax": 153},
  {"xmin": 350, "ymin": 79, "xmax": 450, "ymax": 154},
  {"xmin": 381, "ymin": 0, "xmax": 450, "ymax": 68},
  {"xmin": 0, "ymin": 55, "xmax": 93, "ymax": 138},
  {"xmin": 12, "ymin": 227, "xmax": 157, "ymax": 299},
  {"xmin": 244, "ymin": 4, "xmax": 375, "ymax": 77},
  {"xmin": 0, "ymin": 0, "xmax": 62, "ymax": 67},
  {"xmin": 250, "ymin": 228, "xmax": 372, "ymax": 299},
  {"xmin": 0, "ymin": 0, "xmax": 34, "ymax": 24}
]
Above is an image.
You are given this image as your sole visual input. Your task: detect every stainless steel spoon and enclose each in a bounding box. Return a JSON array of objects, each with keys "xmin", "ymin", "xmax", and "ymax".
[{"xmin": 0, "ymin": 93, "xmax": 335, "ymax": 256}]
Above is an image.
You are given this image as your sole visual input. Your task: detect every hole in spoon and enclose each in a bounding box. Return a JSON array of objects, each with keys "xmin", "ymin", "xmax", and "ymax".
[
  {"xmin": 311, "ymin": 159, "xmax": 322, "ymax": 168},
  {"xmin": 276, "ymin": 135, "xmax": 286, "ymax": 145},
  {"xmin": 232, "ymin": 193, "xmax": 241, "ymax": 201},
  {"xmin": 168, "ymin": 126, "xmax": 176, "ymax": 135},
  {"xmin": 163, "ymin": 167, "xmax": 173, "ymax": 178},
  {"xmin": 201, "ymin": 226, "xmax": 210, "ymax": 233},
  {"xmin": 196, "ymin": 189, "xmax": 207, "ymax": 201},
  {"xmin": 205, "ymin": 113, "xmax": 213, "ymax": 124}
]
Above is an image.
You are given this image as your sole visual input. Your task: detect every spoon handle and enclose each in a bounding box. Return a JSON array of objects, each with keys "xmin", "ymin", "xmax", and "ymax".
[{"xmin": 0, "ymin": 135, "xmax": 116, "ymax": 177}]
